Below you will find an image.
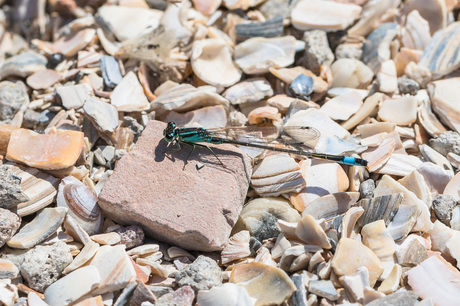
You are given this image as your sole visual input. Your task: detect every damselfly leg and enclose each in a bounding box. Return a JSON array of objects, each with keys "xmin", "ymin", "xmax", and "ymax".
[{"xmin": 180, "ymin": 140, "xmax": 225, "ymax": 170}]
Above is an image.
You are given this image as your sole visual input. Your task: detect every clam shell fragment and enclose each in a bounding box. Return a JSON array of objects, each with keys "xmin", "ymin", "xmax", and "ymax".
[
  {"xmin": 5, "ymin": 163, "xmax": 60, "ymax": 217},
  {"xmin": 251, "ymin": 153, "xmax": 306, "ymax": 197},
  {"xmin": 221, "ymin": 230, "xmax": 251, "ymax": 265},
  {"xmin": 234, "ymin": 36, "xmax": 296, "ymax": 74},
  {"xmin": 7, "ymin": 207, "xmax": 68, "ymax": 249},
  {"xmin": 57, "ymin": 176, "xmax": 103, "ymax": 235},
  {"xmin": 191, "ymin": 39, "xmax": 242, "ymax": 87},
  {"xmin": 357, "ymin": 193, "xmax": 402, "ymax": 228}
]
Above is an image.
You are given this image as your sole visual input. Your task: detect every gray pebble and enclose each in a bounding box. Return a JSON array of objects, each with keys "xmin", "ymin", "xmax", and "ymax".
[
  {"xmin": 114, "ymin": 225, "xmax": 145, "ymax": 249},
  {"xmin": 22, "ymin": 109, "xmax": 41, "ymax": 129},
  {"xmin": 0, "ymin": 81, "xmax": 29, "ymax": 122},
  {"xmin": 429, "ymin": 131, "xmax": 460, "ymax": 156},
  {"xmin": 301, "ymin": 30, "xmax": 334, "ymax": 74},
  {"xmin": 366, "ymin": 291, "xmax": 419, "ymax": 306},
  {"xmin": 0, "ymin": 165, "xmax": 29, "ymax": 210},
  {"xmin": 290, "ymin": 274, "xmax": 308, "ymax": 306},
  {"xmin": 0, "ymin": 208, "xmax": 21, "ymax": 248},
  {"xmin": 359, "ymin": 179, "xmax": 375, "ymax": 199},
  {"xmin": 335, "ymin": 43, "xmax": 362, "ymax": 60},
  {"xmin": 398, "ymin": 76, "xmax": 420, "ymax": 95},
  {"xmin": 432, "ymin": 195, "xmax": 457, "ymax": 224},
  {"xmin": 175, "ymin": 255, "xmax": 222, "ymax": 291},
  {"xmin": 123, "ymin": 116, "xmax": 144, "ymax": 142},
  {"xmin": 21, "ymin": 241, "xmax": 73, "ymax": 292}
]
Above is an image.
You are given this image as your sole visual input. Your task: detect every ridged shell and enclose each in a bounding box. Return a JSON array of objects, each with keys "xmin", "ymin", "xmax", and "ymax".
[
  {"xmin": 357, "ymin": 193, "xmax": 402, "ymax": 228},
  {"xmin": 236, "ymin": 16, "xmax": 284, "ymax": 40},
  {"xmin": 302, "ymin": 192, "xmax": 360, "ymax": 220},
  {"xmin": 401, "ymin": 10, "xmax": 431, "ymax": 50},
  {"xmin": 57, "ymin": 176, "xmax": 102, "ymax": 235},
  {"xmin": 221, "ymin": 230, "xmax": 251, "ymax": 265},
  {"xmin": 251, "ymin": 153, "xmax": 306, "ymax": 197},
  {"xmin": 6, "ymin": 162, "xmax": 60, "ymax": 217}
]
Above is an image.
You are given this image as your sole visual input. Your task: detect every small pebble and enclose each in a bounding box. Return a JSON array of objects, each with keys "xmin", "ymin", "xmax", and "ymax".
[
  {"xmin": 360, "ymin": 179, "xmax": 376, "ymax": 199},
  {"xmin": 397, "ymin": 76, "xmax": 420, "ymax": 95},
  {"xmin": 114, "ymin": 225, "xmax": 145, "ymax": 249},
  {"xmin": 432, "ymin": 195, "xmax": 457, "ymax": 224},
  {"xmin": 175, "ymin": 255, "xmax": 222, "ymax": 291},
  {"xmin": 0, "ymin": 165, "xmax": 29, "ymax": 209},
  {"xmin": 429, "ymin": 131, "xmax": 460, "ymax": 156}
]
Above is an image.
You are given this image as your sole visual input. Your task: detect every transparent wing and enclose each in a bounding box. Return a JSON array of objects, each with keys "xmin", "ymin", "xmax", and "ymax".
[{"xmin": 205, "ymin": 125, "xmax": 320, "ymax": 148}]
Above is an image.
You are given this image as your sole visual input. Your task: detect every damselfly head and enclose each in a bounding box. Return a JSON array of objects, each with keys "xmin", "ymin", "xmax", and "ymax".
[{"xmin": 163, "ymin": 122, "xmax": 176, "ymax": 142}]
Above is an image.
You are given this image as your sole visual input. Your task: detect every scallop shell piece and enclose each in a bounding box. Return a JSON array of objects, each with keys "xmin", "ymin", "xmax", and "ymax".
[
  {"xmin": 230, "ymin": 262, "xmax": 297, "ymax": 305},
  {"xmin": 320, "ymin": 91, "xmax": 363, "ymax": 121},
  {"xmin": 254, "ymin": 246, "xmax": 277, "ymax": 267},
  {"xmin": 248, "ymin": 106, "xmax": 282, "ymax": 125},
  {"xmin": 407, "ymin": 254, "xmax": 460, "ymax": 306},
  {"xmin": 251, "ymin": 153, "xmax": 306, "ymax": 198},
  {"xmin": 7, "ymin": 207, "xmax": 68, "ymax": 249},
  {"xmin": 151, "ymin": 83, "xmax": 229, "ymax": 113},
  {"xmin": 401, "ymin": 10, "xmax": 431, "ymax": 50},
  {"xmin": 239, "ymin": 197, "xmax": 301, "ymax": 241},
  {"xmin": 197, "ymin": 283, "xmax": 255, "ymax": 306},
  {"xmin": 378, "ymin": 96, "xmax": 418, "ymax": 126},
  {"xmin": 348, "ymin": 0, "xmax": 401, "ymax": 37},
  {"xmin": 57, "ymin": 176, "xmax": 102, "ymax": 236},
  {"xmin": 234, "ymin": 36, "xmax": 296, "ymax": 74},
  {"xmin": 302, "ymin": 192, "xmax": 360, "ymax": 220},
  {"xmin": 332, "ymin": 237, "xmax": 384, "ymax": 287},
  {"xmin": 361, "ymin": 23, "xmax": 400, "ymax": 73},
  {"xmin": 291, "ymin": 0, "xmax": 362, "ymax": 32},
  {"xmin": 191, "ymin": 39, "xmax": 242, "ymax": 87},
  {"xmin": 295, "ymin": 214, "xmax": 331, "ymax": 249},
  {"xmin": 221, "ymin": 230, "xmax": 251, "ymax": 265},
  {"xmin": 223, "ymin": 78, "xmax": 273, "ymax": 105},
  {"xmin": 361, "ymin": 220, "xmax": 396, "ymax": 280},
  {"xmin": 419, "ymin": 23, "xmax": 460, "ymax": 79},
  {"xmin": 331, "ymin": 58, "xmax": 374, "ymax": 89},
  {"xmin": 5, "ymin": 163, "xmax": 60, "ymax": 217}
]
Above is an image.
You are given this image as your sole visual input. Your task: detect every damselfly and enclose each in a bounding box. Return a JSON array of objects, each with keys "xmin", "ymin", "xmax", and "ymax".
[{"xmin": 163, "ymin": 122, "xmax": 368, "ymax": 169}]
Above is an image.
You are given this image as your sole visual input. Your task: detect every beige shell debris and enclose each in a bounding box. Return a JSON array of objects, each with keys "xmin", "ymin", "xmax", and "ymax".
[
  {"xmin": 342, "ymin": 93, "xmax": 382, "ymax": 130},
  {"xmin": 290, "ymin": 159, "xmax": 349, "ymax": 211},
  {"xmin": 377, "ymin": 60, "xmax": 398, "ymax": 94},
  {"xmin": 378, "ymin": 96, "xmax": 418, "ymax": 126},
  {"xmin": 407, "ymin": 255, "xmax": 460, "ymax": 305},
  {"xmin": 5, "ymin": 163, "xmax": 60, "ymax": 217},
  {"xmin": 251, "ymin": 153, "xmax": 306, "ymax": 197},
  {"xmin": 401, "ymin": 10, "xmax": 431, "ymax": 50},
  {"xmin": 230, "ymin": 262, "xmax": 297, "ymax": 306},
  {"xmin": 331, "ymin": 58, "xmax": 374, "ymax": 89},
  {"xmin": 428, "ymin": 78, "xmax": 460, "ymax": 134},
  {"xmin": 221, "ymin": 230, "xmax": 251, "ymax": 265},
  {"xmin": 302, "ymin": 192, "xmax": 360, "ymax": 220},
  {"xmin": 403, "ymin": 0, "xmax": 447, "ymax": 35},
  {"xmin": 152, "ymin": 83, "xmax": 229, "ymax": 113},
  {"xmin": 362, "ymin": 138, "xmax": 396, "ymax": 172},
  {"xmin": 320, "ymin": 91, "xmax": 363, "ymax": 121},
  {"xmin": 191, "ymin": 39, "xmax": 241, "ymax": 87},
  {"xmin": 331, "ymin": 237, "xmax": 384, "ymax": 287},
  {"xmin": 63, "ymin": 240, "xmax": 100, "ymax": 275},
  {"xmin": 248, "ymin": 106, "xmax": 282, "ymax": 125},
  {"xmin": 295, "ymin": 214, "xmax": 331, "ymax": 249},
  {"xmin": 223, "ymin": 78, "xmax": 273, "ymax": 105},
  {"xmin": 197, "ymin": 283, "xmax": 254, "ymax": 306},
  {"xmin": 291, "ymin": 0, "xmax": 362, "ymax": 32},
  {"xmin": 234, "ymin": 36, "xmax": 296, "ymax": 74},
  {"xmin": 7, "ymin": 207, "xmax": 68, "ymax": 249},
  {"xmin": 348, "ymin": 0, "xmax": 401, "ymax": 37},
  {"xmin": 110, "ymin": 71, "xmax": 150, "ymax": 112}
]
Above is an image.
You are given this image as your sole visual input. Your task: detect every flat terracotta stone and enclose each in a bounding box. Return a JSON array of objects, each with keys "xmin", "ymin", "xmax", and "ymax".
[
  {"xmin": 98, "ymin": 120, "xmax": 252, "ymax": 251},
  {"xmin": 6, "ymin": 127, "xmax": 84, "ymax": 170}
]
